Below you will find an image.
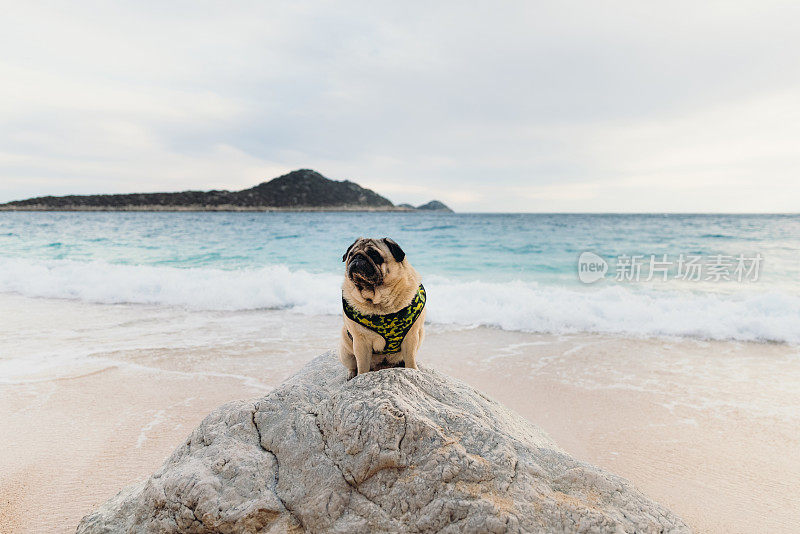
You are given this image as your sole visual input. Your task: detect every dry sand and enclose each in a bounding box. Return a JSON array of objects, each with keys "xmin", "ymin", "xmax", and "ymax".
[{"xmin": 1, "ymin": 301, "xmax": 799, "ymax": 533}]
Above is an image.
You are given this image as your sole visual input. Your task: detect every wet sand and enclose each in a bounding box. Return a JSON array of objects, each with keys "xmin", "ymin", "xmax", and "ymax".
[{"xmin": 1, "ymin": 296, "xmax": 799, "ymax": 533}]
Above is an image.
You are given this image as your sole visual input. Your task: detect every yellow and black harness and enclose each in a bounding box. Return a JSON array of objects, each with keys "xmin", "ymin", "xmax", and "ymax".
[{"xmin": 343, "ymin": 284, "xmax": 426, "ymax": 355}]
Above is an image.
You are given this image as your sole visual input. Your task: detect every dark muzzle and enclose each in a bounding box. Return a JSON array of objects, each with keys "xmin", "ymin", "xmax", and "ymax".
[{"xmin": 348, "ymin": 253, "xmax": 381, "ymax": 286}]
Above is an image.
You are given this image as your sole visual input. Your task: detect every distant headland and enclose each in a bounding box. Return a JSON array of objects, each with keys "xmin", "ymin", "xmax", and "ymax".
[{"xmin": 0, "ymin": 169, "xmax": 454, "ymax": 212}]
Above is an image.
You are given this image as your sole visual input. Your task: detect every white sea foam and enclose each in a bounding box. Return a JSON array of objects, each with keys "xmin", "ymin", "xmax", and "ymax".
[
  {"xmin": 0, "ymin": 257, "xmax": 340, "ymax": 314},
  {"xmin": 1, "ymin": 258, "xmax": 798, "ymax": 344},
  {"xmin": 425, "ymin": 276, "xmax": 800, "ymax": 344}
]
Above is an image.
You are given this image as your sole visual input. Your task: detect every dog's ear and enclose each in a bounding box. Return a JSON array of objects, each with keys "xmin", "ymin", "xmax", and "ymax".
[
  {"xmin": 342, "ymin": 238, "xmax": 360, "ymax": 262},
  {"xmin": 383, "ymin": 238, "xmax": 405, "ymax": 263}
]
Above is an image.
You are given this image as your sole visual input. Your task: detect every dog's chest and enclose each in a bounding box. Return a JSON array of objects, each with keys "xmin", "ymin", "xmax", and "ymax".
[{"xmin": 343, "ymin": 285, "xmax": 426, "ymax": 356}]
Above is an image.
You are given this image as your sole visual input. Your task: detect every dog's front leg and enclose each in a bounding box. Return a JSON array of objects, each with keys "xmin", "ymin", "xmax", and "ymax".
[
  {"xmin": 403, "ymin": 343, "xmax": 419, "ymax": 370},
  {"xmin": 353, "ymin": 338, "xmax": 373, "ymax": 376},
  {"xmin": 402, "ymin": 323, "xmax": 424, "ymax": 370}
]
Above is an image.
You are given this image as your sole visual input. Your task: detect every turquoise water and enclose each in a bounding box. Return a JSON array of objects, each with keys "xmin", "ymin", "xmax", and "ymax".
[
  {"xmin": 1, "ymin": 212, "xmax": 798, "ymax": 342},
  {"xmin": 2, "ymin": 212, "xmax": 798, "ymax": 283}
]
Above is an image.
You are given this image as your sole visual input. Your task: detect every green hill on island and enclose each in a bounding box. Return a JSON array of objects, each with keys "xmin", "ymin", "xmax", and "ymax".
[{"xmin": 0, "ymin": 169, "xmax": 453, "ymax": 212}]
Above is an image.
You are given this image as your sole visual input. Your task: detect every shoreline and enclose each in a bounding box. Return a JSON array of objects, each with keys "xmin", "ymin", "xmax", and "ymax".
[
  {"xmin": 0, "ymin": 205, "xmax": 428, "ymax": 212},
  {"xmin": 1, "ymin": 295, "xmax": 799, "ymax": 532}
]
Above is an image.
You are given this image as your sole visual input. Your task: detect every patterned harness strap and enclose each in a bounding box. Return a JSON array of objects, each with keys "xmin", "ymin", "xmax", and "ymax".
[{"xmin": 342, "ymin": 284, "xmax": 426, "ymax": 355}]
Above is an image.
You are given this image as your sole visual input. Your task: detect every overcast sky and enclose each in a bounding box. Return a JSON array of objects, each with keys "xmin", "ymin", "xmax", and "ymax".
[{"xmin": 1, "ymin": 1, "xmax": 799, "ymax": 212}]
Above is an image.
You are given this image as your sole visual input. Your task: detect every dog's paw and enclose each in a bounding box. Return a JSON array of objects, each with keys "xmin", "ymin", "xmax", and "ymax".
[{"xmin": 347, "ymin": 369, "xmax": 357, "ymax": 380}]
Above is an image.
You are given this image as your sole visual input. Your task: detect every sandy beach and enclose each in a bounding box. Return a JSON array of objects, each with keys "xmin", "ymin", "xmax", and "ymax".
[{"xmin": 1, "ymin": 293, "xmax": 798, "ymax": 533}]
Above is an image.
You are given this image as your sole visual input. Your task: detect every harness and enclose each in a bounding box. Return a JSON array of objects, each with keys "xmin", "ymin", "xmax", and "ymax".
[{"xmin": 343, "ymin": 284, "xmax": 426, "ymax": 355}]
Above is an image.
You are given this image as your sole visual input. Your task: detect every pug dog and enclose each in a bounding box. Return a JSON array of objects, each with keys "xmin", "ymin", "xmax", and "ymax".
[{"xmin": 339, "ymin": 237, "xmax": 426, "ymax": 379}]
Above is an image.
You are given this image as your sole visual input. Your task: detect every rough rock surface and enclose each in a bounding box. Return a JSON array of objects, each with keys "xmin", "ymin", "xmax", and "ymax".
[{"xmin": 77, "ymin": 353, "xmax": 690, "ymax": 533}]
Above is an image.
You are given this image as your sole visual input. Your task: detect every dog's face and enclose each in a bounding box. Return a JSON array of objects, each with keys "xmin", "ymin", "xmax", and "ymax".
[{"xmin": 342, "ymin": 237, "xmax": 406, "ymax": 292}]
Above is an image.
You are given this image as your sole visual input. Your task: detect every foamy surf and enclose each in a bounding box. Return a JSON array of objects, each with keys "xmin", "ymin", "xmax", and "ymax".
[
  {"xmin": 0, "ymin": 257, "xmax": 340, "ymax": 314},
  {"xmin": 0, "ymin": 258, "xmax": 800, "ymax": 343},
  {"xmin": 1, "ymin": 257, "xmax": 798, "ymax": 344}
]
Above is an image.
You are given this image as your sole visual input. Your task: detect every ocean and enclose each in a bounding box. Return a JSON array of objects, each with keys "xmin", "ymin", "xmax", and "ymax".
[
  {"xmin": 1, "ymin": 211, "xmax": 798, "ymax": 351},
  {"xmin": 4, "ymin": 211, "xmax": 800, "ymax": 533}
]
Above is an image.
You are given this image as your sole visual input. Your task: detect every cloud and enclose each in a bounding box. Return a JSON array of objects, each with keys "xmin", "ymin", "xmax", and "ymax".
[{"xmin": 1, "ymin": 1, "xmax": 799, "ymax": 211}]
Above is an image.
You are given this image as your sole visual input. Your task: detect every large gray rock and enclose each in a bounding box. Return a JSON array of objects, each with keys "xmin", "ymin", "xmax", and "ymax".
[{"xmin": 77, "ymin": 352, "xmax": 689, "ymax": 533}]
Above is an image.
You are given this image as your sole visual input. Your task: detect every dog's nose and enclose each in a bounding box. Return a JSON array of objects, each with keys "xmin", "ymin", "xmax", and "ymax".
[{"xmin": 350, "ymin": 255, "xmax": 375, "ymax": 276}]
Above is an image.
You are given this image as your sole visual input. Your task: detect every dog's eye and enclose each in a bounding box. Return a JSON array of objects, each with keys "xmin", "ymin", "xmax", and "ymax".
[{"xmin": 366, "ymin": 249, "xmax": 384, "ymax": 264}]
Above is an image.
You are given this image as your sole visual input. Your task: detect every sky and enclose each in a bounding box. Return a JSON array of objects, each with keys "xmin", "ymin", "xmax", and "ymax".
[{"xmin": 1, "ymin": 1, "xmax": 799, "ymax": 212}]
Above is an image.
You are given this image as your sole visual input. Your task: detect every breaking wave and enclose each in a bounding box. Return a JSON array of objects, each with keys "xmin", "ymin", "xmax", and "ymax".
[{"xmin": 1, "ymin": 258, "xmax": 798, "ymax": 344}]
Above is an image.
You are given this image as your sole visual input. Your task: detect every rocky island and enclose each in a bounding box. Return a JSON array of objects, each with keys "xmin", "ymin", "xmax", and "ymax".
[
  {"xmin": 0, "ymin": 169, "xmax": 453, "ymax": 212},
  {"xmin": 77, "ymin": 353, "xmax": 688, "ymax": 533}
]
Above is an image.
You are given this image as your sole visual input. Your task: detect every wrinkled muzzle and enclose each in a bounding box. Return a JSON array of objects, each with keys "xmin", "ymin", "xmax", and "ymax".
[{"xmin": 348, "ymin": 253, "xmax": 382, "ymax": 287}]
